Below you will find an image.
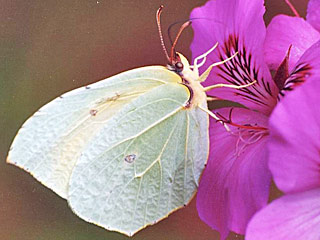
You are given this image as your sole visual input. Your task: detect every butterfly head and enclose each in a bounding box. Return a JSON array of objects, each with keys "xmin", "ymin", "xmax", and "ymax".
[
  {"xmin": 156, "ymin": 6, "xmax": 193, "ymax": 77},
  {"xmin": 167, "ymin": 53, "xmax": 182, "ymax": 73},
  {"xmin": 167, "ymin": 52, "xmax": 192, "ymax": 76}
]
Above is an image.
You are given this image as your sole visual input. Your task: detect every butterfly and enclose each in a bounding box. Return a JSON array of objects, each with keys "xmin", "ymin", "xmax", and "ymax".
[{"xmin": 7, "ymin": 6, "xmax": 252, "ymax": 236}]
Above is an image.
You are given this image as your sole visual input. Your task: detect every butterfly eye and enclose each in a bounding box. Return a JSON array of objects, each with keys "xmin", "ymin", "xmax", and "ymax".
[{"xmin": 175, "ymin": 62, "xmax": 183, "ymax": 72}]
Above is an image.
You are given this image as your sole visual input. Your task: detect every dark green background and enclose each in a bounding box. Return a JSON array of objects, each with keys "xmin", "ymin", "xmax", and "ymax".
[{"xmin": 0, "ymin": 1, "xmax": 307, "ymax": 239}]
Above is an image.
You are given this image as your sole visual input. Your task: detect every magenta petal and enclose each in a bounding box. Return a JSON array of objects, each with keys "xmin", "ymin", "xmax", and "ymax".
[
  {"xmin": 190, "ymin": 0, "xmax": 277, "ymax": 115},
  {"xmin": 307, "ymin": 0, "xmax": 320, "ymax": 32},
  {"xmin": 197, "ymin": 108, "xmax": 271, "ymax": 239},
  {"xmin": 264, "ymin": 15, "xmax": 320, "ymax": 72},
  {"xmin": 190, "ymin": 0, "xmax": 266, "ymax": 53},
  {"xmin": 246, "ymin": 189, "xmax": 320, "ymax": 240},
  {"xmin": 280, "ymin": 41, "xmax": 320, "ymax": 95},
  {"xmin": 293, "ymin": 40, "xmax": 320, "ymax": 78},
  {"xmin": 268, "ymin": 78, "xmax": 320, "ymax": 193}
]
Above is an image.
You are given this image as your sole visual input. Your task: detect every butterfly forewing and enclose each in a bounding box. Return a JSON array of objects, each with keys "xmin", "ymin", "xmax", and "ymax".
[
  {"xmin": 68, "ymin": 82, "xmax": 209, "ymax": 236},
  {"xmin": 7, "ymin": 66, "xmax": 181, "ymax": 199}
]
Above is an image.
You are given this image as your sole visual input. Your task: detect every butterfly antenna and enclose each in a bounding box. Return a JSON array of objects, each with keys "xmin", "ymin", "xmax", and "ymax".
[
  {"xmin": 156, "ymin": 5, "xmax": 170, "ymax": 62},
  {"xmin": 170, "ymin": 21, "xmax": 191, "ymax": 63},
  {"xmin": 168, "ymin": 19, "xmax": 189, "ymax": 45}
]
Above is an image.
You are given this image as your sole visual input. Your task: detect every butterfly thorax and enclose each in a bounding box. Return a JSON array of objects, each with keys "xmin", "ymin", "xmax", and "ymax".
[
  {"xmin": 171, "ymin": 53, "xmax": 207, "ymax": 109},
  {"xmin": 183, "ymin": 77, "xmax": 206, "ymax": 109}
]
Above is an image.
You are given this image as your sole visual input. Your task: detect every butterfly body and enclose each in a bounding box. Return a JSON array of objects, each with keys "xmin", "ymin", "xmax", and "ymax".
[{"xmin": 7, "ymin": 55, "xmax": 209, "ymax": 236}]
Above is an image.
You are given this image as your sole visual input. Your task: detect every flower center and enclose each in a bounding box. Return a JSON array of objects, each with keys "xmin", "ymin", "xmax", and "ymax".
[
  {"xmin": 232, "ymin": 127, "xmax": 268, "ymax": 157},
  {"xmin": 215, "ymin": 108, "xmax": 268, "ymax": 156},
  {"xmin": 216, "ymin": 34, "xmax": 275, "ymax": 106}
]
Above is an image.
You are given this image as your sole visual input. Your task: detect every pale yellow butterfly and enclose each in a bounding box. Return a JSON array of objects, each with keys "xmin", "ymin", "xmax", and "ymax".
[{"xmin": 7, "ymin": 6, "xmax": 253, "ymax": 236}]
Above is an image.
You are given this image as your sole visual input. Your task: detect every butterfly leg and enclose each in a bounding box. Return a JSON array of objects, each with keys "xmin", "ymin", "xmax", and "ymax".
[
  {"xmin": 203, "ymin": 80, "xmax": 256, "ymax": 92},
  {"xmin": 197, "ymin": 52, "xmax": 238, "ymax": 82},
  {"xmin": 190, "ymin": 42, "xmax": 219, "ymax": 76},
  {"xmin": 198, "ymin": 105, "xmax": 231, "ymax": 132},
  {"xmin": 206, "ymin": 96, "xmax": 220, "ymax": 102}
]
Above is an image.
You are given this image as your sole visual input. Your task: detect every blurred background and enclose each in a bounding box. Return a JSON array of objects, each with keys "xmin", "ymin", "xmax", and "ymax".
[{"xmin": 0, "ymin": 0, "xmax": 308, "ymax": 239}]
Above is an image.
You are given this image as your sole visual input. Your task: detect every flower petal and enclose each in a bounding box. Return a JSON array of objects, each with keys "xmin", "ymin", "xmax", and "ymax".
[
  {"xmin": 190, "ymin": 0, "xmax": 277, "ymax": 115},
  {"xmin": 307, "ymin": 0, "xmax": 320, "ymax": 32},
  {"xmin": 246, "ymin": 189, "xmax": 320, "ymax": 240},
  {"xmin": 281, "ymin": 40, "xmax": 320, "ymax": 95},
  {"xmin": 197, "ymin": 108, "xmax": 271, "ymax": 239},
  {"xmin": 294, "ymin": 40, "xmax": 320, "ymax": 78},
  {"xmin": 264, "ymin": 15, "xmax": 320, "ymax": 72},
  {"xmin": 268, "ymin": 77, "xmax": 320, "ymax": 193}
]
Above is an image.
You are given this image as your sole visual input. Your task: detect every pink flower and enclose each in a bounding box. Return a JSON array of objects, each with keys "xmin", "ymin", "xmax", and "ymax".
[
  {"xmin": 246, "ymin": 74, "xmax": 320, "ymax": 240},
  {"xmin": 244, "ymin": 1, "xmax": 320, "ymax": 239},
  {"xmin": 190, "ymin": 0, "xmax": 320, "ymax": 238}
]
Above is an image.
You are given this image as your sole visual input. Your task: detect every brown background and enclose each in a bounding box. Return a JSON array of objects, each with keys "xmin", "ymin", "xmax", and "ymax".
[{"xmin": 0, "ymin": 0, "xmax": 307, "ymax": 239}]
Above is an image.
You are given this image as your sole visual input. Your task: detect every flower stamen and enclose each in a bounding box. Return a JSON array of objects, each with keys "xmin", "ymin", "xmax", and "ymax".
[
  {"xmin": 284, "ymin": 0, "xmax": 300, "ymax": 17},
  {"xmin": 216, "ymin": 109, "xmax": 269, "ymax": 156},
  {"xmin": 215, "ymin": 109, "xmax": 268, "ymax": 131},
  {"xmin": 234, "ymin": 128, "xmax": 266, "ymax": 156}
]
